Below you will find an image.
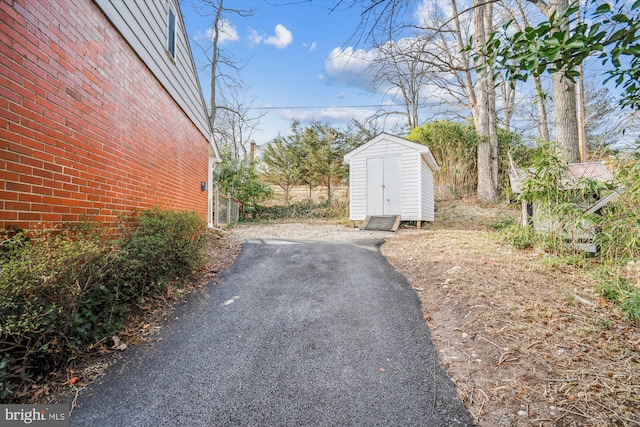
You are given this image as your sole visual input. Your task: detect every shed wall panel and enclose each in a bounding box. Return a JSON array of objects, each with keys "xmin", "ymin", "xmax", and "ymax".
[
  {"xmin": 349, "ymin": 157, "xmax": 367, "ymax": 220},
  {"xmin": 421, "ymin": 160, "xmax": 435, "ymax": 221},
  {"xmin": 400, "ymin": 155, "xmax": 421, "ymax": 220}
]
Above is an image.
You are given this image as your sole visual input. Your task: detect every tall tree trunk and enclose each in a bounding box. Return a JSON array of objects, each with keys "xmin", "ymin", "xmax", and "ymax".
[
  {"xmin": 209, "ymin": 1, "xmax": 224, "ymax": 130},
  {"xmin": 551, "ymin": 71, "xmax": 580, "ymax": 162},
  {"xmin": 529, "ymin": 0, "xmax": 580, "ymax": 161},
  {"xmin": 498, "ymin": 75, "xmax": 516, "ymax": 131},
  {"xmin": 451, "ymin": 0, "xmax": 477, "ymax": 113},
  {"xmin": 485, "ymin": 2, "xmax": 499, "ymax": 192},
  {"xmin": 576, "ymin": 64, "xmax": 587, "ymax": 161},
  {"xmin": 474, "ymin": 0, "xmax": 498, "ymax": 202},
  {"xmin": 575, "ymin": 10, "xmax": 587, "ymax": 161},
  {"xmin": 534, "ymin": 75, "xmax": 551, "ymax": 141},
  {"xmin": 515, "ymin": 0, "xmax": 550, "ymax": 141}
]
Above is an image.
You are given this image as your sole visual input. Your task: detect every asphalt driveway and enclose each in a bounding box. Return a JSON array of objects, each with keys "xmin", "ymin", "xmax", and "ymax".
[{"xmin": 69, "ymin": 238, "xmax": 473, "ymax": 426}]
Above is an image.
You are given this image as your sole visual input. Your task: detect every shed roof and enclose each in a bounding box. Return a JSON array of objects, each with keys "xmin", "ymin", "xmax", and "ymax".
[
  {"xmin": 343, "ymin": 133, "xmax": 439, "ymax": 171},
  {"xmin": 509, "ymin": 161, "xmax": 614, "ymax": 194}
]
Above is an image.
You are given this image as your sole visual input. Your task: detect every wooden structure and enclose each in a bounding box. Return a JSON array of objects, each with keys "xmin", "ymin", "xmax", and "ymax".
[
  {"xmin": 509, "ymin": 161, "xmax": 621, "ymax": 253},
  {"xmin": 343, "ymin": 133, "xmax": 439, "ymax": 226}
]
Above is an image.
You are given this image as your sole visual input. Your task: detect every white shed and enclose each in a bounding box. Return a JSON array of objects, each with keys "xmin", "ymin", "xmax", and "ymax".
[{"xmin": 343, "ymin": 133, "xmax": 439, "ymax": 223}]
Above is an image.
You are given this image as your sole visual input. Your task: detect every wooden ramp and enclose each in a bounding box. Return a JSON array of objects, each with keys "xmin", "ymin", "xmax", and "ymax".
[{"xmin": 360, "ymin": 215, "xmax": 401, "ymax": 232}]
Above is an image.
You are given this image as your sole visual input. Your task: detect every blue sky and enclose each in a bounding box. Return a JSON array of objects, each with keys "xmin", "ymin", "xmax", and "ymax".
[
  {"xmin": 180, "ymin": 1, "xmax": 416, "ymax": 145},
  {"xmin": 180, "ymin": 1, "xmax": 639, "ymax": 149}
]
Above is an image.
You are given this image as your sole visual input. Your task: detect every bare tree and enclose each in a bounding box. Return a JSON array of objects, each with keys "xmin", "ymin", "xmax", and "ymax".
[
  {"xmin": 473, "ymin": 0, "xmax": 498, "ymax": 201},
  {"xmin": 214, "ymin": 87, "xmax": 268, "ymax": 159},
  {"xmin": 187, "ymin": 0, "xmax": 256, "ymax": 158},
  {"xmin": 366, "ymin": 36, "xmax": 439, "ymax": 129},
  {"xmin": 334, "ymin": 0, "xmax": 500, "ymax": 201},
  {"xmin": 416, "ymin": 0, "xmax": 499, "ymax": 200}
]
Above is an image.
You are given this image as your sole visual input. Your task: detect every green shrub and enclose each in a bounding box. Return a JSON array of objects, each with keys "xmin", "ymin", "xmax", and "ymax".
[
  {"xmin": 594, "ymin": 268, "xmax": 631, "ymax": 303},
  {"xmin": 594, "ymin": 161, "xmax": 640, "ymax": 263},
  {"xmin": 407, "ymin": 120, "xmax": 526, "ymax": 197},
  {"xmin": 620, "ymin": 289, "xmax": 640, "ymax": 323},
  {"xmin": 114, "ymin": 208, "xmax": 208, "ymax": 300},
  {"xmin": 0, "ymin": 208, "xmax": 209, "ymax": 402},
  {"xmin": 251, "ymin": 200, "xmax": 346, "ymax": 221},
  {"xmin": 500, "ymin": 224, "xmax": 537, "ymax": 249},
  {"xmin": 488, "ymin": 214, "xmax": 516, "ymax": 231},
  {"xmin": 594, "ymin": 268, "xmax": 640, "ymax": 324},
  {"xmin": 0, "ymin": 227, "xmax": 120, "ymax": 400}
]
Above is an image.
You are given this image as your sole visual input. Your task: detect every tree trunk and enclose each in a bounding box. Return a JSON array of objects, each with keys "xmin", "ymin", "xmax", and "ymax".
[
  {"xmin": 283, "ymin": 186, "xmax": 290, "ymax": 204},
  {"xmin": 498, "ymin": 75, "xmax": 516, "ymax": 131},
  {"xmin": 534, "ymin": 75, "xmax": 551, "ymax": 141},
  {"xmin": 485, "ymin": 2, "xmax": 499, "ymax": 191},
  {"xmin": 576, "ymin": 64, "xmax": 587, "ymax": 161},
  {"xmin": 530, "ymin": 0, "xmax": 580, "ymax": 161},
  {"xmin": 451, "ymin": 0, "xmax": 477, "ymax": 113},
  {"xmin": 550, "ymin": 0, "xmax": 579, "ymax": 161},
  {"xmin": 575, "ymin": 11, "xmax": 587, "ymax": 161},
  {"xmin": 474, "ymin": 0, "xmax": 498, "ymax": 202},
  {"xmin": 551, "ymin": 71, "xmax": 580, "ymax": 162},
  {"xmin": 209, "ymin": 1, "xmax": 224, "ymax": 130}
]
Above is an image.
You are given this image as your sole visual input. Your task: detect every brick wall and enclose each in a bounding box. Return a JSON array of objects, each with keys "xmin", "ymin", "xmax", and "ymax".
[{"xmin": 0, "ymin": 0, "xmax": 210, "ymax": 231}]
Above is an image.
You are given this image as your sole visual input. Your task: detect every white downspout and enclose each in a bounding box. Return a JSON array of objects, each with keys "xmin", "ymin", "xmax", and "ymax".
[{"xmin": 208, "ymin": 135, "xmax": 218, "ymax": 228}]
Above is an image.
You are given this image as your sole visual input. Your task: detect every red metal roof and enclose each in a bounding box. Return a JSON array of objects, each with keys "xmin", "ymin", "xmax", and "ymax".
[
  {"xmin": 509, "ymin": 161, "xmax": 614, "ymax": 194},
  {"xmin": 567, "ymin": 162, "xmax": 614, "ymax": 182}
]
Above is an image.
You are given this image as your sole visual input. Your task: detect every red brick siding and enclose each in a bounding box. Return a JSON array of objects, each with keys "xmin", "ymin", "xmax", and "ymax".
[{"xmin": 0, "ymin": 0, "xmax": 210, "ymax": 231}]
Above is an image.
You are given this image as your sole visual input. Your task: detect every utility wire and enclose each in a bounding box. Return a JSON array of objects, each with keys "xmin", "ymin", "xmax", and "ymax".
[{"xmin": 249, "ymin": 101, "xmax": 452, "ymax": 111}]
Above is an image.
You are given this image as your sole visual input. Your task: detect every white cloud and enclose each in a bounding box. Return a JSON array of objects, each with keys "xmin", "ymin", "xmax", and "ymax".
[
  {"xmin": 247, "ymin": 28, "xmax": 263, "ymax": 45},
  {"xmin": 324, "ymin": 37, "xmax": 456, "ymax": 100},
  {"xmin": 264, "ymin": 24, "xmax": 293, "ymax": 49},
  {"xmin": 324, "ymin": 46, "xmax": 379, "ymax": 90},
  {"xmin": 276, "ymin": 106, "xmax": 376, "ymax": 124},
  {"xmin": 303, "ymin": 41, "xmax": 318, "ymax": 52},
  {"xmin": 415, "ymin": 0, "xmax": 453, "ymax": 25},
  {"xmin": 205, "ymin": 19, "xmax": 238, "ymax": 44}
]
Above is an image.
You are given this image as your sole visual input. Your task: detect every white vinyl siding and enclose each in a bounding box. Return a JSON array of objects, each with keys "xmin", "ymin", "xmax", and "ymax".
[
  {"xmin": 348, "ymin": 139, "xmax": 404, "ymax": 220},
  {"xmin": 401, "ymin": 154, "xmax": 420, "ymax": 219},
  {"xmin": 94, "ymin": 0, "xmax": 211, "ymax": 141},
  {"xmin": 421, "ymin": 160, "xmax": 435, "ymax": 221},
  {"xmin": 348, "ymin": 156, "xmax": 367, "ymax": 220},
  {"xmin": 345, "ymin": 134, "xmax": 438, "ymax": 222}
]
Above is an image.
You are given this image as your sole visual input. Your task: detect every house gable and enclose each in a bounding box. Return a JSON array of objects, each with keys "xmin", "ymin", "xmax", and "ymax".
[{"xmin": 94, "ymin": 0, "xmax": 215, "ymax": 152}]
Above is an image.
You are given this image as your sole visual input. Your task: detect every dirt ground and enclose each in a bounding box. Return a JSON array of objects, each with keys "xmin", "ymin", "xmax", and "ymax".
[
  {"xmin": 224, "ymin": 200, "xmax": 640, "ymax": 427},
  {"xmin": 380, "ymin": 201, "xmax": 639, "ymax": 427},
  {"xmin": 47, "ymin": 199, "xmax": 638, "ymax": 426}
]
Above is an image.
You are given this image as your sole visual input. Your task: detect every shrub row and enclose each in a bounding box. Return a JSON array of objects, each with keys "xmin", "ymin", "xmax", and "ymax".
[
  {"xmin": 0, "ymin": 208, "xmax": 208, "ymax": 402},
  {"xmin": 249, "ymin": 200, "xmax": 348, "ymax": 222}
]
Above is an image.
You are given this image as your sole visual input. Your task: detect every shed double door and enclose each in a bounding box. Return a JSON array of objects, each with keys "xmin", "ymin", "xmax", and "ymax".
[{"xmin": 366, "ymin": 156, "xmax": 402, "ymax": 216}]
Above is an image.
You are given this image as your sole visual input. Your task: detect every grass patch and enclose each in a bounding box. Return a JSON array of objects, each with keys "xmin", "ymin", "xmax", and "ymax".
[{"xmin": 499, "ymin": 224, "xmax": 536, "ymax": 249}]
